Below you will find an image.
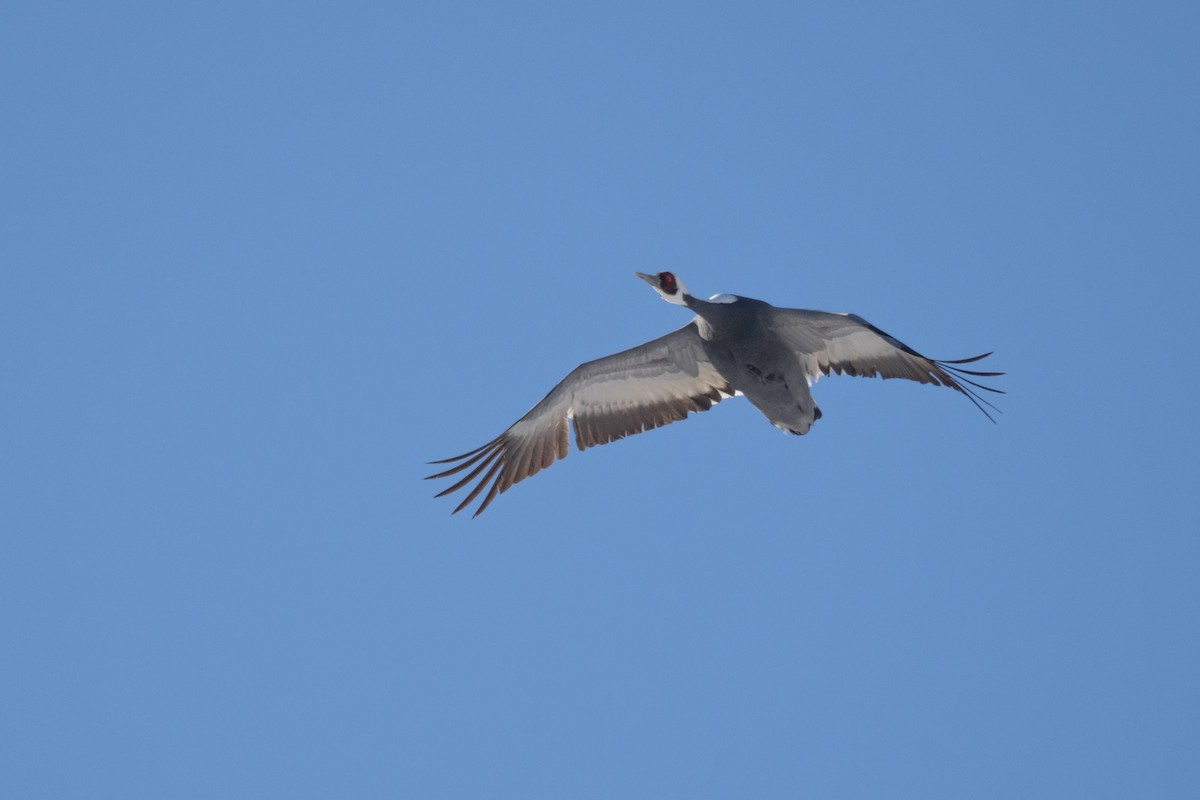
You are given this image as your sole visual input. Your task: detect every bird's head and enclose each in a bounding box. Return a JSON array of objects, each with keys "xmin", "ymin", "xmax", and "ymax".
[{"xmin": 635, "ymin": 271, "xmax": 690, "ymax": 306}]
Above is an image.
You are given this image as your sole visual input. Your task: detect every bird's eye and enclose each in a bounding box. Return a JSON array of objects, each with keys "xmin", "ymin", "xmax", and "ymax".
[{"xmin": 659, "ymin": 272, "xmax": 677, "ymax": 294}]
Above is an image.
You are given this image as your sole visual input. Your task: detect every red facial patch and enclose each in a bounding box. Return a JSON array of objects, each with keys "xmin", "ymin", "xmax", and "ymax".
[{"xmin": 659, "ymin": 272, "xmax": 678, "ymax": 295}]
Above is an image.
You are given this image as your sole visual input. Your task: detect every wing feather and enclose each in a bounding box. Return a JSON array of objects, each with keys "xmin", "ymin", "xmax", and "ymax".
[
  {"xmin": 767, "ymin": 308, "xmax": 1004, "ymax": 419},
  {"xmin": 427, "ymin": 321, "xmax": 731, "ymax": 516}
]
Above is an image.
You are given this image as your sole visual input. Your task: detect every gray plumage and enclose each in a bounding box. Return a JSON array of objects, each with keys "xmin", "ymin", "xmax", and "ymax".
[{"xmin": 428, "ymin": 272, "xmax": 1002, "ymax": 516}]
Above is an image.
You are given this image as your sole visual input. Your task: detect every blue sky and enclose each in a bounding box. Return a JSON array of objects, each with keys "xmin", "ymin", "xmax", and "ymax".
[{"xmin": 3, "ymin": 2, "xmax": 1198, "ymax": 797}]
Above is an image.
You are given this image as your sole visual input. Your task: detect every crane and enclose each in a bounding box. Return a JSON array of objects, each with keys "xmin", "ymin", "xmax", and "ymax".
[{"xmin": 428, "ymin": 272, "xmax": 1002, "ymax": 516}]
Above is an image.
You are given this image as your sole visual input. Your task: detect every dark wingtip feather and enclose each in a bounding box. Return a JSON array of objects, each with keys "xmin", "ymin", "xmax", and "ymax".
[
  {"xmin": 934, "ymin": 353, "xmax": 1004, "ymax": 423},
  {"xmin": 939, "ymin": 351, "xmax": 992, "ymax": 365},
  {"xmin": 452, "ymin": 455, "xmax": 505, "ymax": 515},
  {"xmin": 426, "ymin": 437, "xmax": 501, "ymax": 466}
]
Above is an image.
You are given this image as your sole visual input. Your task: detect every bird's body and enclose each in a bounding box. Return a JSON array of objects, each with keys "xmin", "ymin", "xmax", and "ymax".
[
  {"xmin": 696, "ymin": 294, "xmax": 823, "ymax": 435},
  {"xmin": 428, "ymin": 273, "xmax": 1002, "ymax": 516}
]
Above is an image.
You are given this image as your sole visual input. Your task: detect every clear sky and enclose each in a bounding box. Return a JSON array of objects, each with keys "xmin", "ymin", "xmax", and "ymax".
[{"xmin": 3, "ymin": 2, "xmax": 1198, "ymax": 797}]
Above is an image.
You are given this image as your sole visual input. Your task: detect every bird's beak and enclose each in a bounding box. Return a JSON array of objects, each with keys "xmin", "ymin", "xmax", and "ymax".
[{"xmin": 635, "ymin": 272, "xmax": 657, "ymax": 285}]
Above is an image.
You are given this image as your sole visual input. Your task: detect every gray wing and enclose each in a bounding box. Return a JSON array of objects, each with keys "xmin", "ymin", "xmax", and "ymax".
[
  {"xmin": 766, "ymin": 307, "xmax": 1003, "ymax": 418},
  {"xmin": 426, "ymin": 321, "xmax": 732, "ymax": 517}
]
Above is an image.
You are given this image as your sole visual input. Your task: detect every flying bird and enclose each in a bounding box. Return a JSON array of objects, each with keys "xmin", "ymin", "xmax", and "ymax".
[{"xmin": 428, "ymin": 272, "xmax": 1002, "ymax": 516}]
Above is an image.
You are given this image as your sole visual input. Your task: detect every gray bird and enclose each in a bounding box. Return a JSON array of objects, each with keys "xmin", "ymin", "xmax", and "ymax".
[{"xmin": 428, "ymin": 272, "xmax": 1002, "ymax": 516}]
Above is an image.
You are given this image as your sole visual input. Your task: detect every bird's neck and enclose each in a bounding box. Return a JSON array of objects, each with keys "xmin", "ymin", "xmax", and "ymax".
[{"xmin": 683, "ymin": 293, "xmax": 717, "ymax": 314}]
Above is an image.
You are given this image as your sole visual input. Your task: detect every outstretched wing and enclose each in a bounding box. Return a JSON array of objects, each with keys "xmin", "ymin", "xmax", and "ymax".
[
  {"xmin": 765, "ymin": 307, "xmax": 1004, "ymax": 419},
  {"xmin": 427, "ymin": 321, "xmax": 732, "ymax": 517}
]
